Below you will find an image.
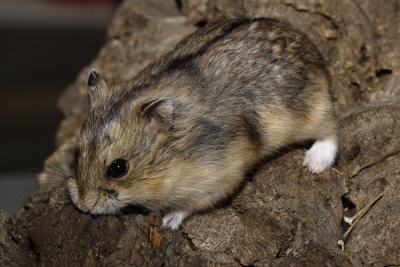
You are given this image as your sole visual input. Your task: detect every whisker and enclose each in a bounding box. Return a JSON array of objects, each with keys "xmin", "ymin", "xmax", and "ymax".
[
  {"xmin": 40, "ymin": 134, "xmax": 58, "ymax": 145},
  {"xmin": 92, "ymin": 195, "xmax": 101, "ymax": 212},
  {"xmin": 44, "ymin": 164, "xmax": 72, "ymax": 178},
  {"xmin": 37, "ymin": 182, "xmax": 62, "ymax": 190},
  {"xmin": 15, "ymin": 152, "xmax": 72, "ymax": 180},
  {"xmin": 39, "ymin": 171, "xmax": 68, "ymax": 181},
  {"xmin": 43, "ymin": 159, "xmax": 73, "ymax": 178},
  {"xmin": 59, "ymin": 129, "xmax": 77, "ymax": 146},
  {"xmin": 13, "ymin": 170, "xmax": 65, "ymax": 189}
]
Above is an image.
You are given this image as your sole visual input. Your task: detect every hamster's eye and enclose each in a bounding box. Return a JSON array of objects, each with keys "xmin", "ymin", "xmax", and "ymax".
[{"xmin": 107, "ymin": 159, "xmax": 129, "ymax": 178}]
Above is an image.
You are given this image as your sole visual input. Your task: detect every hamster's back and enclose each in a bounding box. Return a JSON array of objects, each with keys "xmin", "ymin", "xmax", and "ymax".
[
  {"xmin": 139, "ymin": 18, "xmax": 333, "ymax": 152},
  {"xmin": 132, "ymin": 18, "xmax": 329, "ymax": 114}
]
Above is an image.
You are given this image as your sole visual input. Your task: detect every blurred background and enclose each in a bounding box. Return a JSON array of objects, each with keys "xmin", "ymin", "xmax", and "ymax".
[{"xmin": 0, "ymin": 0, "xmax": 120, "ymax": 216}]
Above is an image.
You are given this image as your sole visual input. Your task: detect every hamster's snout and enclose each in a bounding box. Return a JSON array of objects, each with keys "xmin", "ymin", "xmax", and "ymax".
[
  {"xmin": 67, "ymin": 178, "xmax": 124, "ymax": 215},
  {"xmin": 97, "ymin": 187, "xmax": 119, "ymax": 198}
]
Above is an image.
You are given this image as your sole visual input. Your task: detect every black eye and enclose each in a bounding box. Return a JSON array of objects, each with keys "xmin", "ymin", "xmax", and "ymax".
[{"xmin": 107, "ymin": 159, "xmax": 129, "ymax": 178}]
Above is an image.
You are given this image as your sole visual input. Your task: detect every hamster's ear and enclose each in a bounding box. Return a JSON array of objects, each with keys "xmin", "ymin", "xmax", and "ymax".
[
  {"xmin": 141, "ymin": 97, "xmax": 175, "ymax": 131},
  {"xmin": 86, "ymin": 69, "xmax": 108, "ymax": 107},
  {"xmin": 87, "ymin": 69, "xmax": 101, "ymax": 92}
]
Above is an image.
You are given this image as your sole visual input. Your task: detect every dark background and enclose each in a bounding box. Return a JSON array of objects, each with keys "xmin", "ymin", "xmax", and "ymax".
[{"xmin": 0, "ymin": 0, "xmax": 119, "ymax": 215}]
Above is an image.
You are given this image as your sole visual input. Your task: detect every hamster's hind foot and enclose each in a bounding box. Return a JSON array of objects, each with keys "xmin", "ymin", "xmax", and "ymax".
[
  {"xmin": 302, "ymin": 138, "xmax": 338, "ymax": 173},
  {"xmin": 162, "ymin": 211, "xmax": 191, "ymax": 230}
]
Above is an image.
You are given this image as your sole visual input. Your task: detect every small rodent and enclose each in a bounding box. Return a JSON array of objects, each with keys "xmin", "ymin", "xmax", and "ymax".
[{"xmin": 68, "ymin": 18, "xmax": 338, "ymax": 230}]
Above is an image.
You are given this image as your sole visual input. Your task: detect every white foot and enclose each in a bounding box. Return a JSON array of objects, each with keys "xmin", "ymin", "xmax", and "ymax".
[
  {"xmin": 162, "ymin": 211, "xmax": 190, "ymax": 230},
  {"xmin": 302, "ymin": 139, "xmax": 338, "ymax": 173}
]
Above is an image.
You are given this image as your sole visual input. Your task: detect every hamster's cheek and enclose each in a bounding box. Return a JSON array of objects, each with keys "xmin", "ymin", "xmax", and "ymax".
[
  {"xmin": 117, "ymin": 190, "xmax": 133, "ymax": 203},
  {"xmin": 67, "ymin": 179, "xmax": 89, "ymax": 213},
  {"xmin": 67, "ymin": 179, "xmax": 79, "ymax": 202},
  {"xmin": 117, "ymin": 190, "xmax": 146, "ymax": 208}
]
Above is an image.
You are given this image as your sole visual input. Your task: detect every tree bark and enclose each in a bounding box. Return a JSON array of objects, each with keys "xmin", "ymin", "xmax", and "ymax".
[{"xmin": 1, "ymin": 0, "xmax": 400, "ymax": 266}]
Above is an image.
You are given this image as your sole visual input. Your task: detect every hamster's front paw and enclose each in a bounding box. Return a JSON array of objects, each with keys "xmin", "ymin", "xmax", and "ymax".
[
  {"xmin": 162, "ymin": 211, "xmax": 190, "ymax": 230},
  {"xmin": 302, "ymin": 139, "xmax": 338, "ymax": 173}
]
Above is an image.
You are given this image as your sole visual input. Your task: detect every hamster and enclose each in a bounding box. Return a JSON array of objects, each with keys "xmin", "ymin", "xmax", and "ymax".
[{"xmin": 67, "ymin": 18, "xmax": 338, "ymax": 230}]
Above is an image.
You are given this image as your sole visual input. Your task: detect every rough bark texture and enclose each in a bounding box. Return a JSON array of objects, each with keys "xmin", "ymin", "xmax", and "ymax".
[{"xmin": 1, "ymin": 0, "xmax": 400, "ymax": 266}]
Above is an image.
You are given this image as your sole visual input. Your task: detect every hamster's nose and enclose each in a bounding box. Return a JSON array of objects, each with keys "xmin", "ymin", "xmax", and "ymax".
[{"xmin": 97, "ymin": 187, "xmax": 118, "ymax": 198}]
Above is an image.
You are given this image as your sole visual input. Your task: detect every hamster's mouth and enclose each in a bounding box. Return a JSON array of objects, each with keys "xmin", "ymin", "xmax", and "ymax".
[
  {"xmin": 67, "ymin": 182, "xmax": 126, "ymax": 215},
  {"xmin": 83, "ymin": 195, "xmax": 127, "ymax": 215}
]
